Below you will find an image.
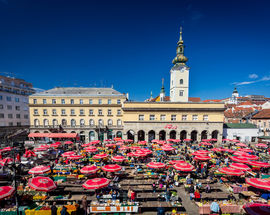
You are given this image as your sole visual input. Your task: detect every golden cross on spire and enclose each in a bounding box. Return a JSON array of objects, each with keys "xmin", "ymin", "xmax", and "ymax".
[{"xmin": 179, "ymin": 26, "xmax": 183, "ymax": 42}]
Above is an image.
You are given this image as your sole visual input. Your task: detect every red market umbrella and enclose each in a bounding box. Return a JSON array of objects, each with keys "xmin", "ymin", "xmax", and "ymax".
[
  {"xmin": 125, "ymin": 139, "xmax": 133, "ymax": 143},
  {"xmin": 49, "ymin": 143, "xmax": 60, "ymax": 148},
  {"xmin": 34, "ymin": 147, "xmax": 48, "ymax": 152},
  {"xmin": 82, "ymin": 143, "xmax": 91, "ymax": 147},
  {"xmin": 131, "ymin": 146, "xmax": 141, "ymax": 150},
  {"xmin": 246, "ymin": 178, "xmax": 270, "ymax": 191},
  {"xmin": 111, "ymin": 156, "xmax": 125, "ymax": 162},
  {"xmin": 40, "ymin": 144, "xmax": 50, "ymax": 149},
  {"xmin": 236, "ymin": 143, "xmax": 247, "ymax": 147},
  {"xmin": 222, "ymin": 148, "xmax": 235, "ymax": 153},
  {"xmin": 219, "ymin": 167, "xmax": 245, "ymax": 176},
  {"xmin": 146, "ymin": 162, "xmax": 166, "ymax": 169},
  {"xmin": 173, "ymin": 163, "xmax": 194, "ymax": 171},
  {"xmin": 243, "ymin": 203, "xmax": 270, "ymax": 215},
  {"xmin": 229, "ymin": 163, "xmax": 251, "ymax": 171},
  {"xmin": 138, "ymin": 149, "xmax": 152, "ymax": 154},
  {"xmin": 119, "ymin": 146, "xmax": 129, "ymax": 150},
  {"xmin": 0, "ymin": 147, "xmax": 12, "ymax": 153},
  {"xmin": 138, "ymin": 141, "xmax": 147, "ymax": 145},
  {"xmin": 133, "ymin": 151, "xmax": 147, "ymax": 157},
  {"xmin": 64, "ymin": 141, "xmax": 73, "ymax": 145},
  {"xmin": 29, "ymin": 165, "xmax": 51, "ymax": 175},
  {"xmin": 169, "ymin": 160, "xmax": 186, "ymax": 165},
  {"xmin": 255, "ymin": 143, "xmax": 268, "ymax": 148},
  {"xmin": 234, "ymin": 151, "xmax": 249, "ymax": 156},
  {"xmin": 210, "ymin": 138, "xmax": 218, "ymax": 142},
  {"xmin": 194, "ymin": 155, "xmax": 211, "ymax": 161},
  {"xmin": 200, "ymin": 142, "xmax": 212, "ymax": 146},
  {"xmin": 102, "ymin": 164, "xmax": 122, "ymax": 172},
  {"xmin": 127, "ymin": 152, "xmax": 135, "ymax": 157},
  {"xmin": 93, "ymin": 153, "xmax": 108, "ymax": 159},
  {"xmin": 202, "ymin": 139, "xmax": 210, "ymax": 142},
  {"xmin": 247, "ymin": 161, "xmax": 270, "ymax": 168},
  {"xmin": 151, "ymin": 139, "xmax": 159, "ymax": 143},
  {"xmin": 85, "ymin": 147, "xmax": 98, "ymax": 153},
  {"xmin": 61, "ymin": 151, "xmax": 76, "ymax": 157},
  {"xmin": 80, "ymin": 165, "xmax": 98, "ymax": 174},
  {"xmin": 240, "ymin": 154, "xmax": 259, "ymax": 160},
  {"xmin": 28, "ymin": 176, "xmax": 56, "ymax": 192},
  {"xmin": 0, "ymin": 157, "xmax": 13, "ymax": 166},
  {"xmin": 161, "ymin": 146, "xmax": 175, "ymax": 151},
  {"xmin": 232, "ymin": 139, "xmax": 240, "ymax": 143},
  {"xmin": 173, "ymin": 139, "xmax": 181, "ymax": 143},
  {"xmin": 211, "ymin": 148, "xmax": 223, "ymax": 152},
  {"xmin": 183, "ymin": 139, "xmax": 192, "ymax": 142},
  {"xmin": 230, "ymin": 156, "xmax": 250, "ymax": 163},
  {"xmin": 23, "ymin": 150, "xmax": 36, "ymax": 158},
  {"xmin": 105, "ymin": 144, "xmax": 116, "ymax": 147},
  {"xmin": 239, "ymin": 148, "xmax": 253, "ymax": 153},
  {"xmin": 192, "ymin": 151, "xmax": 209, "ymax": 156},
  {"xmin": 0, "ymin": 186, "xmax": 15, "ymax": 200},
  {"xmin": 83, "ymin": 178, "xmax": 110, "ymax": 190},
  {"xmin": 116, "ymin": 142, "xmax": 124, "ymax": 146},
  {"xmin": 68, "ymin": 155, "xmax": 83, "ymax": 160}
]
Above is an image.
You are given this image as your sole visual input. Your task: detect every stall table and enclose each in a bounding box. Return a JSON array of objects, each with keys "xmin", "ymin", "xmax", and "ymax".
[
  {"xmin": 90, "ymin": 205, "xmax": 138, "ymax": 213},
  {"xmin": 198, "ymin": 204, "xmax": 242, "ymax": 215},
  {"xmin": 231, "ymin": 184, "xmax": 248, "ymax": 194}
]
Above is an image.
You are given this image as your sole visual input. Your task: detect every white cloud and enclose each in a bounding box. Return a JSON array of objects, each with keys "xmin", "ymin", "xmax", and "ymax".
[
  {"xmin": 261, "ymin": 75, "xmax": 270, "ymax": 81},
  {"xmin": 248, "ymin": 73, "xmax": 258, "ymax": 79},
  {"xmin": 233, "ymin": 81, "xmax": 256, "ymax": 86}
]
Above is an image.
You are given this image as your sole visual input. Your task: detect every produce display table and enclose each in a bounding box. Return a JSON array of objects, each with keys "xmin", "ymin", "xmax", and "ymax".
[
  {"xmin": 25, "ymin": 206, "xmax": 76, "ymax": 215},
  {"xmin": 198, "ymin": 203, "xmax": 241, "ymax": 215},
  {"xmin": 231, "ymin": 184, "xmax": 248, "ymax": 193},
  {"xmin": 90, "ymin": 205, "xmax": 139, "ymax": 213}
]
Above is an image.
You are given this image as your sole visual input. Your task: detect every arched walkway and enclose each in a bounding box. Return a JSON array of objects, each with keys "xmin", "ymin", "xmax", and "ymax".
[
  {"xmin": 116, "ymin": 131, "xmax": 122, "ymax": 138},
  {"xmin": 191, "ymin": 130, "xmax": 198, "ymax": 141},
  {"xmin": 212, "ymin": 130, "xmax": 219, "ymax": 139},
  {"xmin": 159, "ymin": 130, "xmax": 166, "ymax": 140},
  {"xmin": 201, "ymin": 130, "xmax": 208, "ymax": 140},
  {"xmin": 80, "ymin": 131, "xmax": 85, "ymax": 142},
  {"xmin": 148, "ymin": 130, "xmax": 155, "ymax": 142},
  {"xmin": 138, "ymin": 130, "xmax": 145, "ymax": 141},
  {"xmin": 169, "ymin": 130, "xmax": 176, "ymax": 139},
  {"xmin": 107, "ymin": 131, "xmax": 113, "ymax": 140},
  {"xmin": 127, "ymin": 130, "xmax": 135, "ymax": 141},
  {"xmin": 89, "ymin": 131, "xmax": 95, "ymax": 141},
  {"xmin": 180, "ymin": 130, "xmax": 187, "ymax": 140}
]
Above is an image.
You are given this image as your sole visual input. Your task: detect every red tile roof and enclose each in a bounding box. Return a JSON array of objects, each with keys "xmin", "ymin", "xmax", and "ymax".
[
  {"xmin": 188, "ymin": 97, "xmax": 201, "ymax": 102},
  {"xmin": 252, "ymin": 109, "xmax": 270, "ymax": 119}
]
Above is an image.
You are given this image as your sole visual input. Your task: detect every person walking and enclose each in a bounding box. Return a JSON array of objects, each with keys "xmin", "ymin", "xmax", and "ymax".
[
  {"xmin": 82, "ymin": 195, "xmax": 88, "ymax": 215},
  {"xmin": 51, "ymin": 202, "xmax": 57, "ymax": 215}
]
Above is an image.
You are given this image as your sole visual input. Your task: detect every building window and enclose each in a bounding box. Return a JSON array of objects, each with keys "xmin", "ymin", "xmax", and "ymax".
[
  {"xmin": 34, "ymin": 119, "xmax": 39, "ymax": 127},
  {"xmin": 98, "ymin": 109, "xmax": 102, "ymax": 115},
  {"xmin": 43, "ymin": 109, "xmax": 48, "ymax": 115},
  {"xmin": 98, "ymin": 119, "xmax": 103, "ymax": 126},
  {"xmin": 15, "ymin": 106, "xmax": 20, "ymax": 111},
  {"xmin": 89, "ymin": 99, "xmax": 93, "ymax": 104},
  {"xmin": 80, "ymin": 109, "xmax": 84, "ymax": 115},
  {"xmin": 89, "ymin": 119, "xmax": 94, "ymax": 126},
  {"xmin": 17, "ymin": 122, "xmax": 21, "ymax": 126},
  {"xmin": 43, "ymin": 99, "xmax": 47, "ymax": 104},
  {"xmin": 192, "ymin": 115, "xmax": 198, "ymax": 121},
  {"xmin": 182, "ymin": 115, "xmax": 187, "ymax": 121},
  {"xmin": 117, "ymin": 119, "xmax": 122, "ymax": 126},
  {"xmin": 80, "ymin": 99, "xmax": 83, "ymax": 104},
  {"xmin": 0, "ymin": 104, "xmax": 3, "ymax": 109},
  {"xmin": 203, "ymin": 115, "xmax": 208, "ymax": 121},
  {"xmin": 61, "ymin": 99, "xmax": 65, "ymax": 104},
  {"xmin": 16, "ymin": 114, "xmax": 20, "ymax": 119},
  {"xmin": 62, "ymin": 119, "xmax": 67, "ymax": 126},
  {"xmin": 160, "ymin": 115, "xmax": 166, "ymax": 121},
  {"xmin": 15, "ymin": 98, "xmax": 19, "ymax": 102},
  {"xmin": 117, "ymin": 99, "xmax": 121, "ymax": 104},
  {"xmin": 61, "ymin": 109, "xmax": 66, "ymax": 115},
  {"xmin": 70, "ymin": 99, "xmax": 74, "ymax": 104},
  {"xmin": 89, "ymin": 109, "xmax": 93, "ymax": 115},
  {"xmin": 171, "ymin": 115, "xmax": 176, "ymax": 121},
  {"xmin": 98, "ymin": 99, "xmax": 102, "ymax": 104},
  {"xmin": 6, "ymin": 96, "xmax": 11, "ymax": 101},
  {"xmin": 0, "ymin": 113, "xmax": 4, "ymax": 118},
  {"xmin": 108, "ymin": 109, "xmax": 112, "ymax": 115},
  {"xmin": 43, "ymin": 119, "xmax": 49, "ymax": 127},
  {"xmin": 9, "ymin": 122, "xmax": 13, "ymax": 126},
  {"xmin": 179, "ymin": 90, "xmax": 184, "ymax": 96},
  {"xmin": 24, "ymin": 114, "xmax": 28, "ymax": 119},
  {"xmin": 34, "ymin": 109, "xmax": 38, "ymax": 115},
  {"xmin": 139, "ymin": 115, "xmax": 144, "ymax": 121},
  {"xmin": 8, "ymin": 114, "xmax": 13, "ymax": 119},
  {"xmin": 108, "ymin": 99, "xmax": 111, "ymax": 104},
  {"xmin": 108, "ymin": 119, "xmax": 113, "ymax": 126},
  {"xmin": 7, "ymin": 105, "xmax": 12, "ymax": 110},
  {"xmin": 52, "ymin": 109, "xmax": 57, "ymax": 115},
  {"xmin": 180, "ymin": 79, "xmax": 183, "ymax": 85},
  {"xmin": 80, "ymin": 119, "xmax": 85, "ymax": 126},
  {"xmin": 52, "ymin": 99, "xmax": 56, "ymax": 104},
  {"xmin": 0, "ymin": 95, "xmax": 2, "ymax": 100},
  {"xmin": 71, "ymin": 119, "xmax": 76, "ymax": 127},
  {"xmin": 53, "ymin": 119, "xmax": 58, "ymax": 127},
  {"xmin": 117, "ymin": 109, "xmax": 121, "ymax": 115},
  {"xmin": 71, "ymin": 109, "xmax": 75, "ymax": 115},
  {"xmin": 33, "ymin": 99, "xmax": 37, "ymax": 104},
  {"xmin": 150, "ymin": 115, "xmax": 155, "ymax": 121}
]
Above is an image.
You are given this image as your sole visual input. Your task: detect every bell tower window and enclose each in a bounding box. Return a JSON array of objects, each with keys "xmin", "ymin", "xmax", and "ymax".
[
  {"xmin": 179, "ymin": 90, "xmax": 184, "ymax": 96},
  {"xmin": 180, "ymin": 79, "xmax": 183, "ymax": 85}
]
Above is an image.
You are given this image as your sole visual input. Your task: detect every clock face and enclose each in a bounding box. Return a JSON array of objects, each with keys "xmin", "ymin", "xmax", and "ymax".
[{"xmin": 180, "ymin": 68, "xmax": 185, "ymax": 73}]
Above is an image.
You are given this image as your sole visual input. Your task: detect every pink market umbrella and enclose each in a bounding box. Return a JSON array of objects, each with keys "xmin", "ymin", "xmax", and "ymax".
[
  {"xmin": 102, "ymin": 164, "xmax": 122, "ymax": 172},
  {"xmin": 173, "ymin": 139, "xmax": 181, "ymax": 143},
  {"xmin": 201, "ymin": 142, "xmax": 212, "ymax": 146},
  {"xmin": 138, "ymin": 141, "xmax": 147, "ymax": 145},
  {"xmin": 68, "ymin": 155, "xmax": 83, "ymax": 160},
  {"xmin": 82, "ymin": 143, "xmax": 91, "ymax": 147},
  {"xmin": 255, "ymin": 143, "xmax": 268, "ymax": 148},
  {"xmin": 125, "ymin": 139, "xmax": 133, "ymax": 143},
  {"xmin": 234, "ymin": 151, "xmax": 249, "ymax": 156},
  {"xmin": 222, "ymin": 148, "xmax": 235, "ymax": 153},
  {"xmin": 183, "ymin": 139, "xmax": 192, "ymax": 142},
  {"xmin": 116, "ymin": 142, "xmax": 124, "ymax": 146},
  {"xmin": 49, "ymin": 143, "xmax": 60, "ymax": 148},
  {"xmin": 138, "ymin": 149, "xmax": 152, "ymax": 154},
  {"xmin": 105, "ymin": 144, "xmax": 116, "ymax": 147},
  {"xmin": 64, "ymin": 141, "xmax": 73, "ymax": 145},
  {"xmin": 230, "ymin": 156, "xmax": 250, "ymax": 163},
  {"xmin": 211, "ymin": 148, "xmax": 223, "ymax": 152},
  {"xmin": 0, "ymin": 147, "xmax": 12, "ymax": 153},
  {"xmin": 40, "ymin": 144, "xmax": 50, "ymax": 149},
  {"xmin": 247, "ymin": 161, "xmax": 270, "ymax": 168},
  {"xmin": 169, "ymin": 160, "xmax": 186, "ymax": 165},
  {"xmin": 80, "ymin": 165, "xmax": 98, "ymax": 174},
  {"xmin": 83, "ymin": 178, "xmax": 110, "ymax": 190},
  {"xmin": 202, "ymin": 139, "xmax": 210, "ymax": 142},
  {"xmin": 240, "ymin": 154, "xmax": 259, "ymax": 160},
  {"xmin": 61, "ymin": 151, "xmax": 76, "ymax": 157},
  {"xmin": 219, "ymin": 167, "xmax": 244, "ymax": 176},
  {"xmin": 111, "ymin": 156, "xmax": 125, "ymax": 162},
  {"xmin": 151, "ymin": 139, "xmax": 159, "ymax": 143},
  {"xmin": 166, "ymin": 139, "xmax": 175, "ymax": 142},
  {"xmin": 131, "ymin": 146, "xmax": 141, "ymax": 150},
  {"xmin": 0, "ymin": 157, "xmax": 13, "ymax": 166},
  {"xmin": 232, "ymin": 139, "xmax": 240, "ymax": 143},
  {"xmin": 28, "ymin": 176, "xmax": 56, "ymax": 192},
  {"xmin": 0, "ymin": 186, "xmax": 15, "ymax": 200},
  {"xmin": 93, "ymin": 153, "xmax": 108, "ymax": 159},
  {"xmin": 146, "ymin": 162, "xmax": 166, "ymax": 169},
  {"xmin": 210, "ymin": 138, "xmax": 218, "ymax": 142},
  {"xmin": 239, "ymin": 148, "xmax": 253, "ymax": 153},
  {"xmin": 119, "ymin": 146, "xmax": 129, "ymax": 150},
  {"xmin": 127, "ymin": 152, "xmax": 135, "ymax": 157},
  {"xmin": 85, "ymin": 147, "xmax": 98, "ymax": 153},
  {"xmin": 133, "ymin": 151, "xmax": 147, "ymax": 157},
  {"xmin": 161, "ymin": 146, "xmax": 175, "ymax": 151},
  {"xmin": 229, "ymin": 163, "xmax": 251, "ymax": 171},
  {"xmin": 34, "ymin": 147, "xmax": 48, "ymax": 152},
  {"xmin": 236, "ymin": 143, "xmax": 247, "ymax": 147},
  {"xmin": 246, "ymin": 178, "xmax": 270, "ymax": 191},
  {"xmin": 194, "ymin": 155, "xmax": 211, "ymax": 161},
  {"xmin": 29, "ymin": 165, "xmax": 51, "ymax": 175},
  {"xmin": 243, "ymin": 203, "xmax": 270, "ymax": 215},
  {"xmin": 173, "ymin": 163, "xmax": 194, "ymax": 172}
]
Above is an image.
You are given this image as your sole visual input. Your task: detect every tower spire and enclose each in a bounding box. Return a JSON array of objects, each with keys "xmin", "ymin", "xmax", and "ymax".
[
  {"xmin": 160, "ymin": 78, "xmax": 165, "ymax": 93},
  {"xmin": 172, "ymin": 26, "xmax": 188, "ymax": 65}
]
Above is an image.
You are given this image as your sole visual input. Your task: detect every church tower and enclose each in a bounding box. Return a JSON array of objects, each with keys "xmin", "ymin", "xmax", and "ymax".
[{"xmin": 170, "ymin": 27, "xmax": 189, "ymax": 102}]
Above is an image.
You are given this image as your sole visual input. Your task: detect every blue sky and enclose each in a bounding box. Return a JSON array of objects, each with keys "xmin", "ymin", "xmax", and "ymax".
[{"xmin": 1, "ymin": 0, "xmax": 270, "ymax": 101}]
